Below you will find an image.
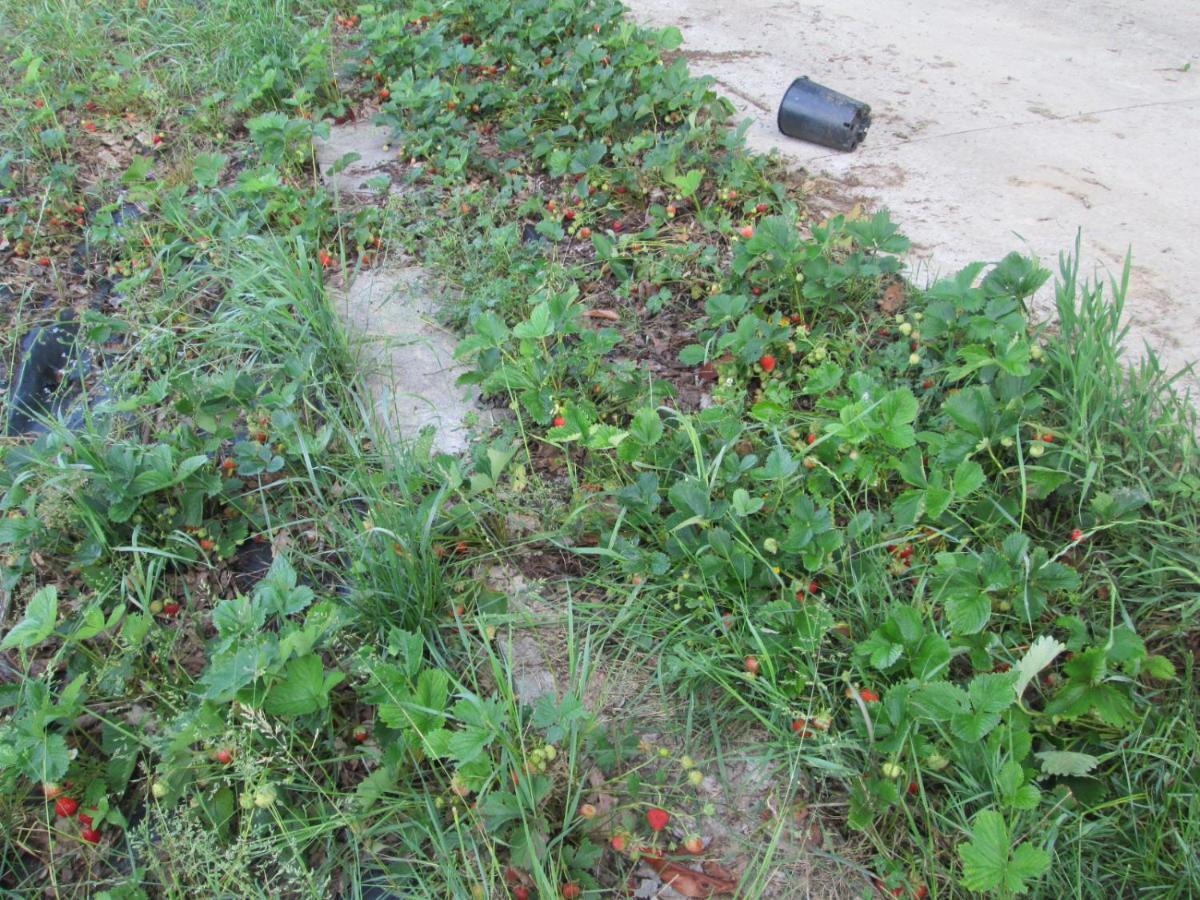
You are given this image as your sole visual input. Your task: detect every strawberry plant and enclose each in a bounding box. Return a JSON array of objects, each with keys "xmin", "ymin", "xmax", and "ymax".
[{"xmin": 1, "ymin": 0, "xmax": 1197, "ymax": 895}]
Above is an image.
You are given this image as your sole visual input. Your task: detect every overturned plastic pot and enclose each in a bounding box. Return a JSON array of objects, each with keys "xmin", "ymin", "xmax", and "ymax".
[{"xmin": 777, "ymin": 77, "xmax": 871, "ymax": 151}]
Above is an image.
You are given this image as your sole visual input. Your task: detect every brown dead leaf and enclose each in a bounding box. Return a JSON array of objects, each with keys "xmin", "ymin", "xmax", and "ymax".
[
  {"xmin": 583, "ymin": 308, "xmax": 620, "ymax": 321},
  {"xmin": 701, "ymin": 860, "xmax": 736, "ymax": 882},
  {"xmin": 878, "ymin": 279, "xmax": 906, "ymax": 315},
  {"xmin": 643, "ymin": 857, "xmax": 738, "ymax": 897},
  {"xmin": 792, "ymin": 804, "xmax": 824, "ymax": 848},
  {"xmin": 586, "ymin": 767, "xmax": 618, "ymax": 816}
]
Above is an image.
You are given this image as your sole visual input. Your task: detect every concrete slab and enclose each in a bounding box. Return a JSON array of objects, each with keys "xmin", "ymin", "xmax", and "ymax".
[
  {"xmin": 333, "ymin": 265, "xmax": 484, "ymax": 455},
  {"xmin": 626, "ymin": 0, "xmax": 1200, "ymax": 380},
  {"xmin": 313, "ymin": 120, "xmax": 396, "ymax": 199}
]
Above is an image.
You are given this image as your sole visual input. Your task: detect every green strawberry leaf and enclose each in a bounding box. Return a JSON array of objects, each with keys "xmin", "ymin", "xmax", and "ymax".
[
  {"xmin": 1035, "ymin": 750, "xmax": 1100, "ymax": 777},
  {"xmin": 1, "ymin": 585, "xmax": 57, "ymax": 650},
  {"xmin": 945, "ymin": 590, "xmax": 990, "ymax": 635},
  {"xmin": 910, "ymin": 682, "xmax": 969, "ymax": 721},
  {"xmin": 959, "ymin": 810, "xmax": 1049, "ymax": 894},
  {"xmin": 447, "ymin": 726, "xmax": 493, "ymax": 765},
  {"xmin": 264, "ymin": 654, "xmax": 343, "ymax": 717}
]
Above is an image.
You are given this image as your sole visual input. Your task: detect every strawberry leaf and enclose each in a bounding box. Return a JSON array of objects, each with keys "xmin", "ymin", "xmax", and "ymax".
[
  {"xmin": 264, "ymin": 654, "xmax": 343, "ymax": 717},
  {"xmin": 1013, "ymin": 634, "xmax": 1066, "ymax": 700},
  {"xmin": 1, "ymin": 585, "xmax": 57, "ymax": 650},
  {"xmin": 1035, "ymin": 750, "xmax": 1100, "ymax": 777},
  {"xmin": 959, "ymin": 810, "xmax": 1049, "ymax": 894}
]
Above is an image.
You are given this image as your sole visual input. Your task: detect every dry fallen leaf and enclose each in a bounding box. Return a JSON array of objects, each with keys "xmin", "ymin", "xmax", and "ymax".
[
  {"xmin": 879, "ymin": 279, "xmax": 906, "ymax": 315},
  {"xmin": 701, "ymin": 860, "xmax": 736, "ymax": 882},
  {"xmin": 643, "ymin": 856, "xmax": 738, "ymax": 897},
  {"xmin": 586, "ymin": 766, "xmax": 619, "ymax": 817}
]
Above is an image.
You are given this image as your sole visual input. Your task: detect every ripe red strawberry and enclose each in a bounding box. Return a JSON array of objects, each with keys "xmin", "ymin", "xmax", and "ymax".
[
  {"xmin": 646, "ymin": 807, "xmax": 669, "ymax": 831},
  {"xmin": 77, "ymin": 810, "xmax": 94, "ymax": 827},
  {"xmin": 514, "ymin": 888, "xmax": 530, "ymax": 900},
  {"xmin": 199, "ymin": 538, "xmax": 216, "ymax": 552},
  {"xmin": 738, "ymin": 225, "xmax": 754, "ymax": 239},
  {"xmin": 152, "ymin": 132, "xmax": 164, "ymax": 145},
  {"xmin": 807, "ymin": 580, "xmax": 820, "ymax": 595},
  {"xmin": 55, "ymin": 796, "xmax": 79, "ymax": 817},
  {"xmin": 806, "ymin": 432, "xmax": 817, "ymax": 445},
  {"xmin": 1042, "ymin": 432, "xmax": 1054, "ymax": 442},
  {"xmin": 33, "ymin": 98, "xmax": 45, "ymax": 109},
  {"xmin": 907, "ymin": 781, "xmax": 919, "ymax": 796},
  {"xmin": 610, "ymin": 833, "xmax": 627, "ymax": 852},
  {"xmin": 791, "ymin": 718, "xmax": 813, "ymax": 737},
  {"xmin": 379, "ymin": 88, "xmax": 390, "ymax": 100},
  {"xmin": 37, "ymin": 256, "xmax": 50, "ymax": 267},
  {"xmin": 922, "ymin": 378, "xmax": 934, "ymax": 389},
  {"xmin": 352, "ymin": 727, "xmax": 369, "ymax": 743},
  {"xmin": 552, "ymin": 415, "xmax": 566, "ymax": 427},
  {"xmin": 561, "ymin": 883, "xmax": 582, "ymax": 899},
  {"xmin": 756, "ymin": 203, "xmax": 768, "ymax": 214},
  {"xmin": 759, "ymin": 354, "xmax": 777, "ymax": 373},
  {"xmin": 81, "ymin": 826, "xmax": 102, "ymax": 843},
  {"xmin": 163, "ymin": 601, "xmax": 181, "ymax": 616},
  {"xmin": 858, "ymin": 688, "xmax": 880, "ymax": 703},
  {"xmin": 1071, "ymin": 528, "xmax": 1084, "ymax": 542},
  {"xmin": 579, "ymin": 226, "xmax": 591, "ymax": 238},
  {"xmin": 82, "ymin": 120, "xmax": 97, "ymax": 132},
  {"xmin": 683, "ymin": 835, "xmax": 704, "ymax": 854},
  {"xmin": 612, "ymin": 220, "xmax": 623, "ymax": 232},
  {"xmin": 215, "ymin": 748, "xmax": 233, "ymax": 764},
  {"xmin": 743, "ymin": 655, "xmax": 760, "ymax": 675},
  {"xmin": 319, "ymin": 250, "xmax": 334, "ymax": 268},
  {"xmin": 563, "ymin": 209, "xmax": 575, "ymax": 221}
]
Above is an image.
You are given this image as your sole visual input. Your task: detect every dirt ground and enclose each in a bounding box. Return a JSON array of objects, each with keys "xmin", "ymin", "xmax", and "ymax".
[{"xmin": 626, "ymin": 0, "xmax": 1200, "ymax": 389}]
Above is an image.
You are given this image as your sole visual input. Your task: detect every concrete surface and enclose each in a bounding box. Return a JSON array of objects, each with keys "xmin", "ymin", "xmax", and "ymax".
[
  {"xmin": 626, "ymin": 0, "xmax": 1200, "ymax": 381},
  {"xmin": 314, "ymin": 120, "xmax": 396, "ymax": 198},
  {"xmin": 317, "ymin": 121, "xmax": 494, "ymax": 454},
  {"xmin": 333, "ymin": 266, "xmax": 485, "ymax": 455}
]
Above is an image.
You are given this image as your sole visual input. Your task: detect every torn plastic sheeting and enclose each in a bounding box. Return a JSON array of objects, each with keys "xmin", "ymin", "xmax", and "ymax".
[
  {"xmin": 777, "ymin": 76, "xmax": 871, "ymax": 151},
  {"xmin": 4, "ymin": 317, "xmax": 84, "ymax": 436}
]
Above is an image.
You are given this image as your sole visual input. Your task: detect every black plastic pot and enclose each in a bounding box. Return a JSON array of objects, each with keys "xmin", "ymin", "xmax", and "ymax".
[{"xmin": 777, "ymin": 77, "xmax": 871, "ymax": 151}]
